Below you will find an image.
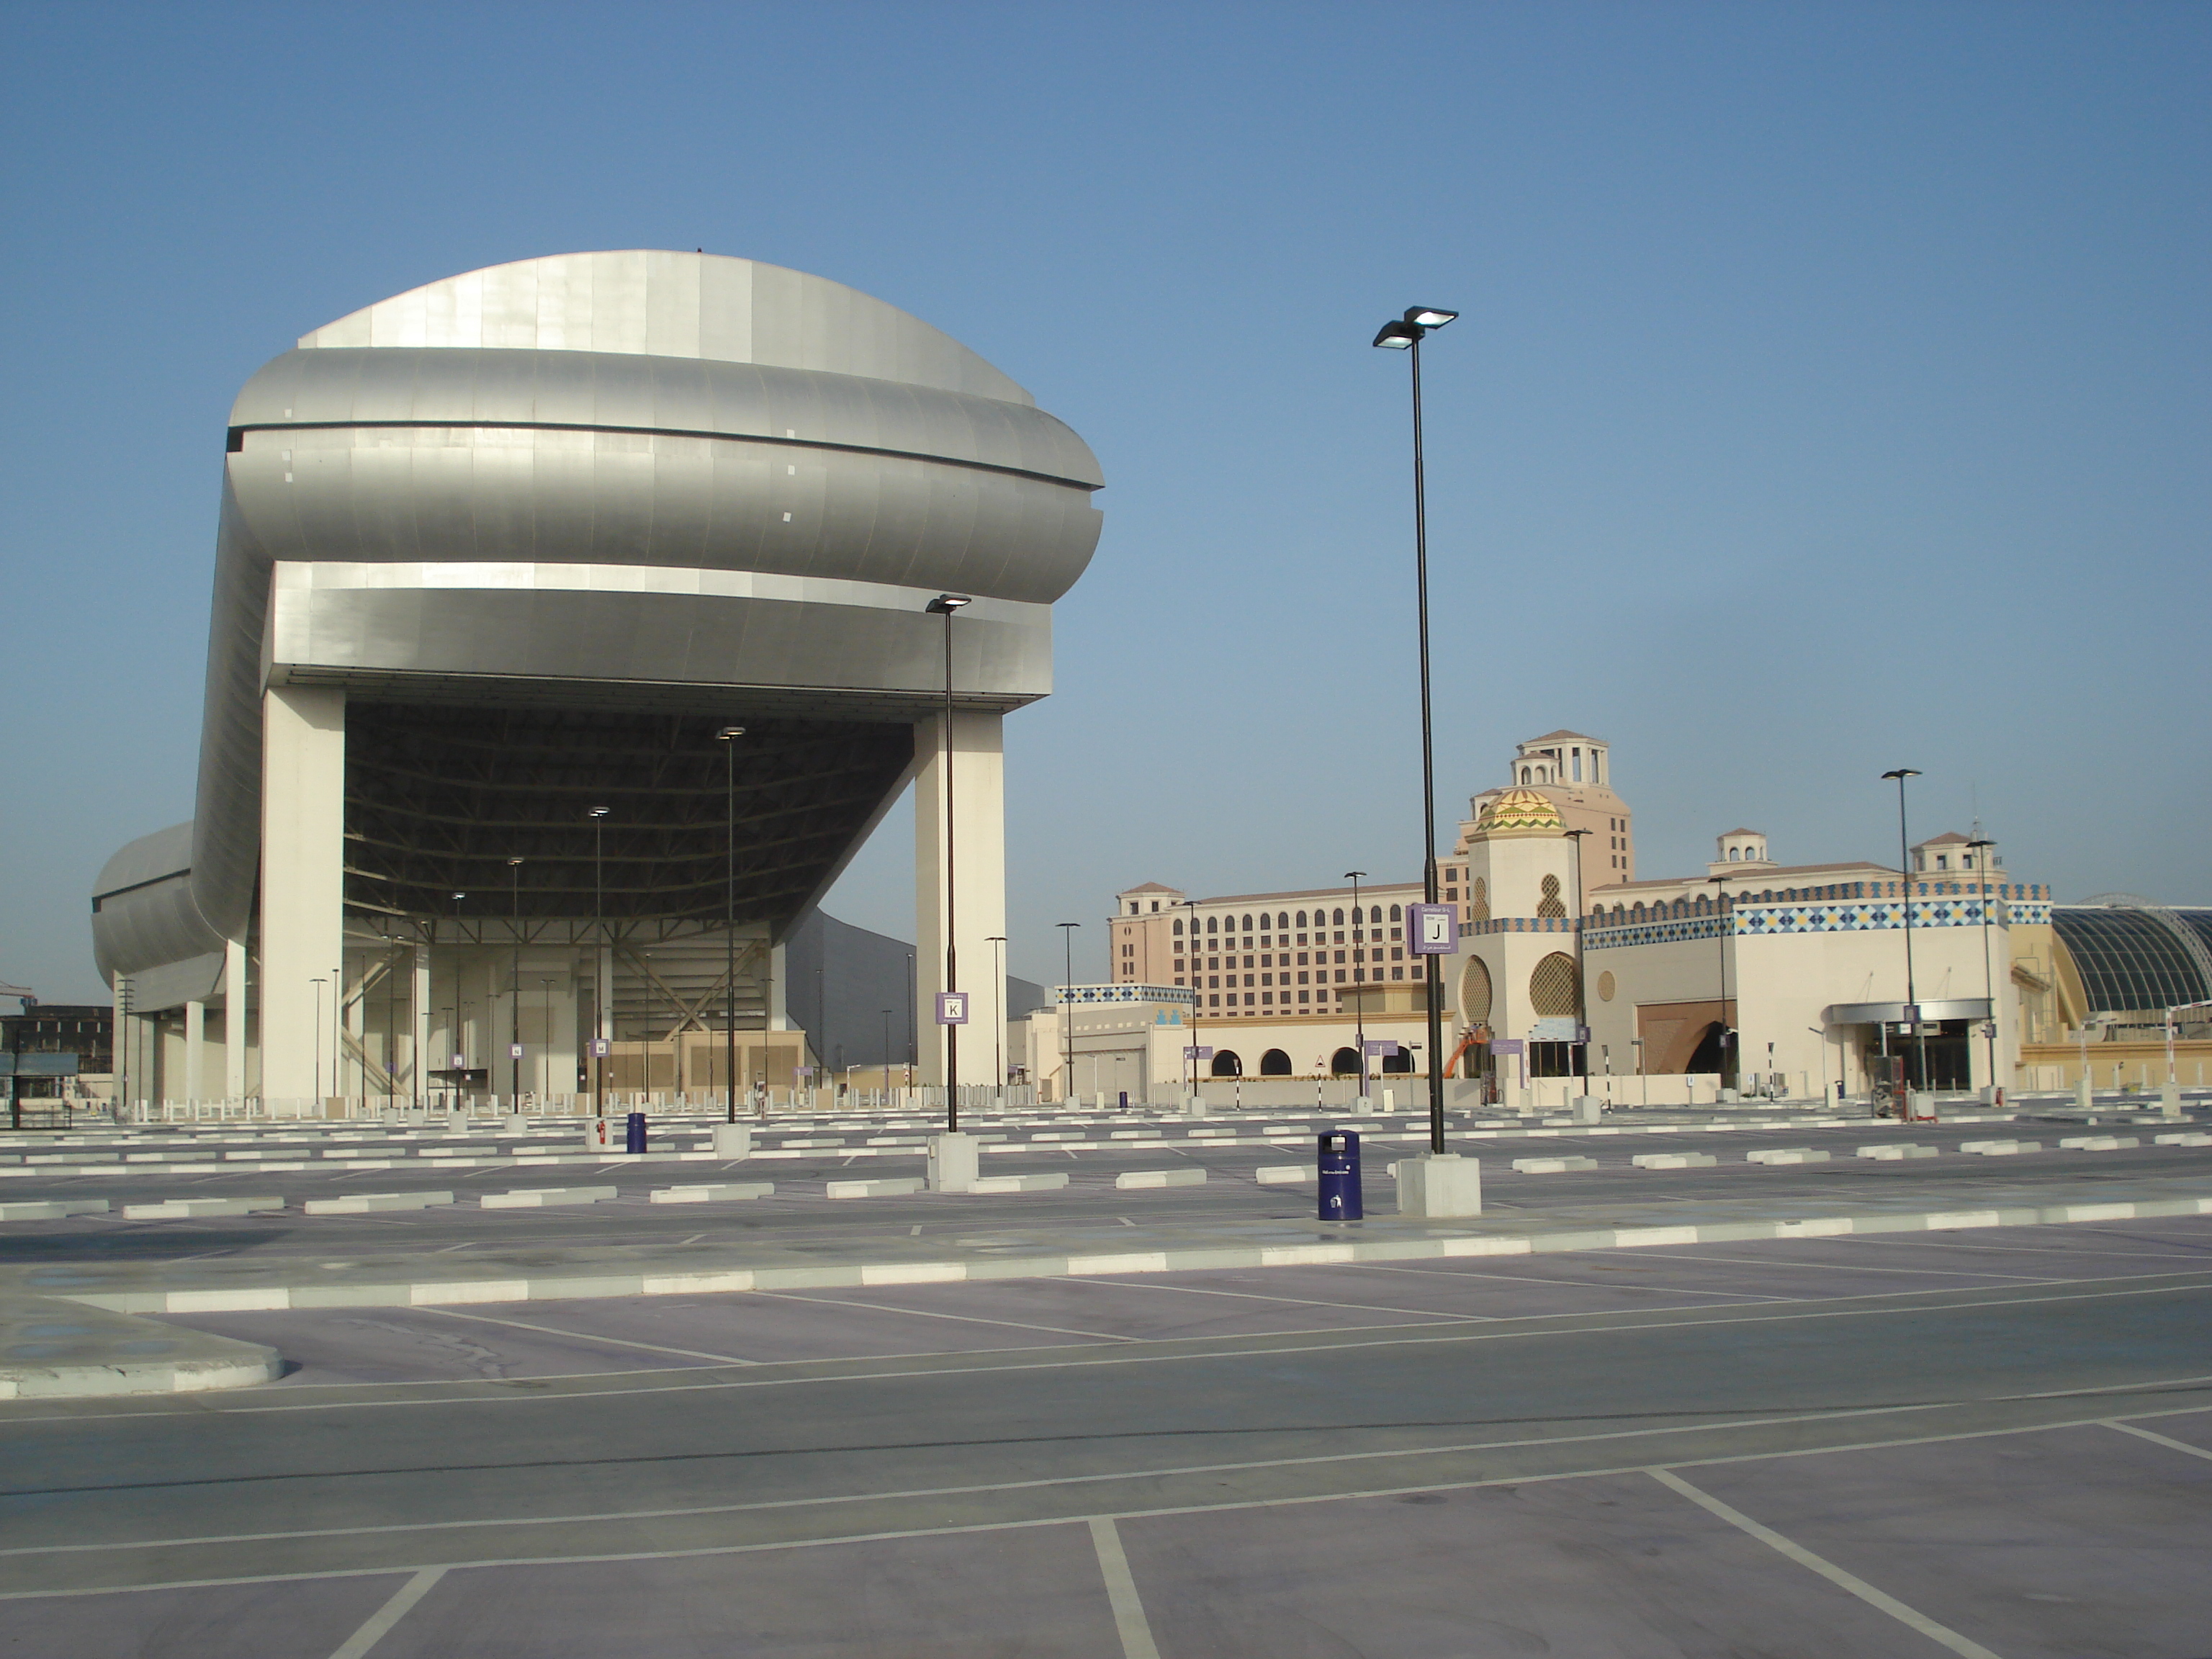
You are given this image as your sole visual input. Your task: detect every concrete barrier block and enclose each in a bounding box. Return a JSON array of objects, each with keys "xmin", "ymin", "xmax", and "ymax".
[
  {"xmin": 1631, "ymin": 1154, "xmax": 1717, "ymax": 1170},
  {"xmin": 480, "ymin": 1186, "xmax": 619, "ymax": 1208},
  {"xmin": 1512, "ymin": 1156, "xmax": 1599, "ymax": 1174},
  {"xmin": 1960, "ymin": 1140, "xmax": 2041, "ymax": 1156},
  {"xmin": 1115, "ymin": 1169, "xmax": 1206, "ymax": 1189},
  {"xmin": 2058, "ymin": 1136, "xmax": 2139, "ymax": 1151},
  {"xmin": 2154, "ymin": 1132, "xmax": 2212, "ymax": 1146},
  {"xmin": 1395, "ymin": 1153, "xmax": 1483, "ymax": 1217},
  {"xmin": 825, "ymin": 1177, "xmax": 925, "ymax": 1199},
  {"xmin": 1254, "ymin": 1165, "xmax": 1310, "ymax": 1184},
  {"xmin": 649, "ymin": 1182, "xmax": 774, "ymax": 1203},
  {"xmin": 121, "ymin": 1196, "xmax": 284, "ymax": 1219},
  {"xmin": 0, "ymin": 1200, "xmax": 110, "ymax": 1220},
  {"xmin": 1856, "ymin": 1144, "xmax": 1939, "ymax": 1160},
  {"xmin": 1746, "ymin": 1148, "xmax": 1830, "ymax": 1165},
  {"xmin": 302, "ymin": 1192, "xmax": 454, "ymax": 1215},
  {"xmin": 967, "ymin": 1173, "xmax": 1070, "ymax": 1194}
]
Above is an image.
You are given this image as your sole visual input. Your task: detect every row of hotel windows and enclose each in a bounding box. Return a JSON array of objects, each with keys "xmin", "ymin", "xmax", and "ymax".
[{"xmin": 1176, "ymin": 904, "xmax": 1403, "ymax": 934}]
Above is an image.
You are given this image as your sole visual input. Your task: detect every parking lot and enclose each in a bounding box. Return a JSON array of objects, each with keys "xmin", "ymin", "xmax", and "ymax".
[{"xmin": 6, "ymin": 1213, "xmax": 2212, "ymax": 1656}]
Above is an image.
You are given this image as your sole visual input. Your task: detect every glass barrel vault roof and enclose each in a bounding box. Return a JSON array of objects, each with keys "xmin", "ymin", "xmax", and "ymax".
[{"xmin": 2052, "ymin": 907, "xmax": 2212, "ymax": 1016}]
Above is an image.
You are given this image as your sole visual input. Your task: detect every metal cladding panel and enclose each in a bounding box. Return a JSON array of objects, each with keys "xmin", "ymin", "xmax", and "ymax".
[
  {"xmin": 297, "ymin": 252, "xmax": 1033, "ymax": 405},
  {"xmin": 231, "ymin": 349, "xmax": 1102, "ymax": 492},
  {"xmin": 91, "ymin": 824, "xmax": 222, "ymax": 990},
  {"xmin": 226, "ymin": 427, "xmax": 1099, "ymax": 603}
]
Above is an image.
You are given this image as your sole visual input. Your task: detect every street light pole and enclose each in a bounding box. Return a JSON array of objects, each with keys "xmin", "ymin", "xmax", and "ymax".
[
  {"xmin": 985, "ymin": 935, "xmax": 1007, "ymax": 1090},
  {"xmin": 925, "ymin": 595, "xmax": 971, "ymax": 1130},
  {"xmin": 588, "ymin": 806, "xmax": 608, "ymax": 1120},
  {"xmin": 1883, "ymin": 768, "xmax": 1928, "ymax": 1102},
  {"xmin": 311, "ymin": 978, "xmax": 325, "ymax": 1103},
  {"xmin": 1705, "ymin": 875, "xmax": 1733, "ymax": 1093},
  {"xmin": 1056, "ymin": 921, "xmax": 1081, "ymax": 1105},
  {"xmin": 1372, "ymin": 304, "xmax": 1458, "ymax": 1156},
  {"xmin": 1183, "ymin": 898, "xmax": 1201, "ymax": 1100},
  {"xmin": 1345, "ymin": 871, "xmax": 1367, "ymax": 1097},
  {"xmin": 1564, "ymin": 830, "xmax": 1591, "ymax": 1085},
  {"xmin": 1967, "ymin": 835, "xmax": 2000, "ymax": 1097},
  {"xmin": 507, "ymin": 859, "xmax": 523, "ymax": 1108},
  {"xmin": 716, "ymin": 729, "xmax": 745, "ymax": 1123}
]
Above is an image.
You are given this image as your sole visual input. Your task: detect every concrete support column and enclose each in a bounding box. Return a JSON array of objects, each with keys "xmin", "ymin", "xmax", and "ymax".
[
  {"xmin": 343, "ymin": 963, "xmax": 366, "ymax": 1102},
  {"xmin": 182, "ymin": 1001, "xmax": 205, "ymax": 1103},
  {"xmin": 412, "ymin": 945, "xmax": 432, "ymax": 1108},
  {"xmin": 767, "ymin": 942, "xmax": 788, "ymax": 1032},
  {"xmin": 223, "ymin": 938, "xmax": 248, "ymax": 1102},
  {"xmin": 258, "ymin": 685, "xmax": 346, "ymax": 1103},
  {"xmin": 914, "ymin": 710, "xmax": 1005, "ymax": 1087}
]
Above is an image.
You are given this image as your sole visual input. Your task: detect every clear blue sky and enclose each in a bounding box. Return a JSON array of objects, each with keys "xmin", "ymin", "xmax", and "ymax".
[{"xmin": 3, "ymin": 1, "xmax": 2206, "ymax": 1000}]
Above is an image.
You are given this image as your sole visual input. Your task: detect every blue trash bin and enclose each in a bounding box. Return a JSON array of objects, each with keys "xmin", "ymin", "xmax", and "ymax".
[
  {"xmin": 1318, "ymin": 1130, "xmax": 1362, "ymax": 1221},
  {"xmin": 624, "ymin": 1111, "xmax": 647, "ymax": 1154}
]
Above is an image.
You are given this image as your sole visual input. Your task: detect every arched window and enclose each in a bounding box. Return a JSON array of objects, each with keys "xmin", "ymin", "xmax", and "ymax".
[
  {"xmin": 1520, "ymin": 767, "xmax": 1532, "ymax": 783},
  {"xmin": 1206, "ymin": 917, "xmax": 1218, "ymax": 934},
  {"xmin": 1369, "ymin": 906, "xmax": 1382, "ymax": 924},
  {"xmin": 1330, "ymin": 1046, "xmax": 1362, "ymax": 1076},
  {"xmin": 1537, "ymin": 874, "xmax": 1565, "ymax": 919},
  {"xmin": 1459, "ymin": 956, "xmax": 1493, "ymax": 1024},
  {"xmin": 1389, "ymin": 904, "xmax": 1402, "ymax": 922},
  {"xmin": 1632, "ymin": 902, "xmax": 1647, "ymax": 922},
  {"xmin": 1296, "ymin": 911, "xmax": 1308, "ymax": 927},
  {"xmin": 1259, "ymin": 1048, "xmax": 1292, "ymax": 1076},
  {"xmin": 1728, "ymin": 848, "xmax": 1739, "ymax": 861},
  {"xmin": 1332, "ymin": 908, "xmax": 1344, "ymax": 925},
  {"xmin": 1470, "ymin": 878, "xmax": 1489, "ymax": 922},
  {"xmin": 1210, "ymin": 1051, "xmax": 1244, "ymax": 1078},
  {"xmin": 1529, "ymin": 952, "xmax": 1578, "ymax": 1017},
  {"xmin": 1612, "ymin": 904, "xmax": 1626, "ymax": 922},
  {"xmin": 1172, "ymin": 918, "xmax": 1183, "ymax": 935},
  {"xmin": 1277, "ymin": 912, "xmax": 1290, "ymax": 930}
]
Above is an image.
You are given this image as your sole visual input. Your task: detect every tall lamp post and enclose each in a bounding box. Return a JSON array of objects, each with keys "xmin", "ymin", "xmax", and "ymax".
[
  {"xmin": 311, "ymin": 977, "xmax": 326, "ymax": 1104},
  {"xmin": 1966, "ymin": 835, "xmax": 2000, "ymax": 1097},
  {"xmin": 925, "ymin": 593, "xmax": 971, "ymax": 1129},
  {"xmin": 716, "ymin": 728, "xmax": 745, "ymax": 1123},
  {"xmin": 985, "ymin": 935, "xmax": 1007, "ymax": 1089},
  {"xmin": 1183, "ymin": 898, "xmax": 1202, "ymax": 1100},
  {"xmin": 1372, "ymin": 304, "xmax": 1458, "ymax": 1157},
  {"xmin": 1056, "ymin": 921, "xmax": 1081, "ymax": 1104},
  {"xmin": 507, "ymin": 859, "xmax": 523, "ymax": 1108},
  {"xmin": 1882, "ymin": 768, "xmax": 1929, "ymax": 1100},
  {"xmin": 1705, "ymin": 875, "xmax": 1732, "ymax": 1092},
  {"xmin": 1344, "ymin": 871, "xmax": 1367, "ymax": 1096},
  {"xmin": 588, "ymin": 806, "xmax": 609, "ymax": 1120},
  {"xmin": 1564, "ymin": 830, "xmax": 1591, "ymax": 1084}
]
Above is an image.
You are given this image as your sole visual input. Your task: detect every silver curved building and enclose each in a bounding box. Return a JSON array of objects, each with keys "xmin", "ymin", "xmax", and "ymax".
[{"xmin": 94, "ymin": 251, "xmax": 1102, "ymax": 1104}]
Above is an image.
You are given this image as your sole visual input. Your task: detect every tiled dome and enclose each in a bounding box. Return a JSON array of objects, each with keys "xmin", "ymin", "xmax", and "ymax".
[{"xmin": 1474, "ymin": 787, "xmax": 1566, "ymax": 837}]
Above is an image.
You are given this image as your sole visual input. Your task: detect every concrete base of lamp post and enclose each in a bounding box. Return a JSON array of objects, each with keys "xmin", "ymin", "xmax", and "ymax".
[
  {"xmin": 1569, "ymin": 1096, "xmax": 1602, "ymax": 1124},
  {"xmin": 1182, "ymin": 1094, "xmax": 1210, "ymax": 1118},
  {"xmin": 927, "ymin": 1132, "xmax": 980, "ymax": 1193},
  {"xmin": 1395, "ymin": 1153, "xmax": 1482, "ymax": 1218},
  {"xmin": 2159, "ymin": 1082, "xmax": 2182, "ymax": 1118},
  {"xmin": 2076, "ymin": 1078, "xmax": 2095, "ymax": 1111},
  {"xmin": 712, "ymin": 1123, "xmax": 754, "ymax": 1158}
]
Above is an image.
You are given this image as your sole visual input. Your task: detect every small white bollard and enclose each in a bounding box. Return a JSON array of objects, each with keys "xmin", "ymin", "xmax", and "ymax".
[
  {"xmin": 1115, "ymin": 1168, "xmax": 1205, "ymax": 1189},
  {"xmin": 1396, "ymin": 1153, "xmax": 1483, "ymax": 1217},
  {"xmin": 712, "ymin": 1123, "xmax": 753, "ymax": 1158},
  {"xmin": 1184, "ymin": 1094, "xmax": 1210, "ymax": 1118},
  {"xmin": 649, "ymin": 1182, "xmax": 774, "ymax": 1203},
  {"xmin": 927, "ymin": 1133, "xmax": 980, "ymax": 1193}
]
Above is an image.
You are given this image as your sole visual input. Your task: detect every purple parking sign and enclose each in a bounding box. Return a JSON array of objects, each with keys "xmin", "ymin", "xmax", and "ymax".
[{"xmin": 1407, "ymin": 903, "xmax": 1457, "ymax": 955}]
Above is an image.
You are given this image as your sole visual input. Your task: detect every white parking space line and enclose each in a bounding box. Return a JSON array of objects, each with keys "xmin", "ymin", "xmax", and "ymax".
[
  {"xmin": 1065, "ymin": 1274, "xmax": 1509, "ymax": 1321},
  {"xmin": 1643, "ymin": 1251, "xmax": 2051, "ymax": 1282},
  {"xmin": 755, "ymin": 1289, "xmax": 1136, "ymax": 1344},
  {"xmin": 1089, "ymin": 1517, "xmax": 1162, "ymax": 1659},
  {"xmin": 412, "ymin": 1307, "xmax": 757, "ymax": 1366},
  {"xmin": 1647, "ymin": 1468, "xmax": 2006, "ymax": 1659},
  {"xmin": 1342, "ymin": 1262, "xmax": 1784, "ymax": 1302},
  {"xmin": 2105, "ymin": 1419, "xmax": 2212, "ymax": 1462},
  {"xmin": 327, "ymin": 1565, "xmax": 445, "ymax": 1659}
]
